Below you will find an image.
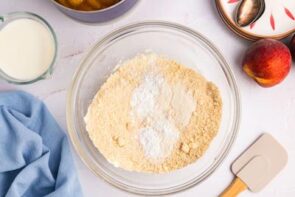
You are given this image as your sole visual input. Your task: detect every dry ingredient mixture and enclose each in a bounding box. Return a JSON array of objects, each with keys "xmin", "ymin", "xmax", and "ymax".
[{"xmin": 85, "ymin": 53, "xmax": 222, "ymax": 173}]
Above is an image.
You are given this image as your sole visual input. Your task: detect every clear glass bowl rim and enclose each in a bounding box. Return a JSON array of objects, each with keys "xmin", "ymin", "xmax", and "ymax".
[{"xmin": 67, "ymin": 21, "xmax": 240, "ymax": 195}]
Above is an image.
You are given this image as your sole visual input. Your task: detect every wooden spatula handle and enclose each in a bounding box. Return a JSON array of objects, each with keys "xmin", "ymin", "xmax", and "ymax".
[{"xmin": 220, "ymin": 177, "xmax": 247, "ymax": 197}]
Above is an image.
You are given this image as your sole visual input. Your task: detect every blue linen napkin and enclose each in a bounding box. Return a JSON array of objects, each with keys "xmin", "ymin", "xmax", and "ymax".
[{"xmin": 0, "ymin": 91, "xmax": 82, "ymax": 197}]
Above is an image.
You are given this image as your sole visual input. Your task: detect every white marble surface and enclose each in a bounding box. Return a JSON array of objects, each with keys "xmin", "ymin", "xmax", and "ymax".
[{"xmin": 1, "ymin": 0, "xmax": 295, "ymax": 196}]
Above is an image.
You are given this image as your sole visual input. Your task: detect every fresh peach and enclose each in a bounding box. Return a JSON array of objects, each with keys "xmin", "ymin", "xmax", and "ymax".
[{"xmin": 242, "ymin": 39, "xmax": 291, "ymax": 87}]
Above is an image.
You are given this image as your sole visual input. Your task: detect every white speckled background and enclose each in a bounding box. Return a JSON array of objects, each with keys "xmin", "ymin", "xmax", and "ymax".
[{"xmin": 1, "ymin": 0, "xmax": 295, "ymax": 196}]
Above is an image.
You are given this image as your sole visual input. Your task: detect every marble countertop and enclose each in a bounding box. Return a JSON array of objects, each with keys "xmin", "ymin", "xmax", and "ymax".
[{"xmin": 1, "ymin": 0, "xmax": 295, "ymax": 196}]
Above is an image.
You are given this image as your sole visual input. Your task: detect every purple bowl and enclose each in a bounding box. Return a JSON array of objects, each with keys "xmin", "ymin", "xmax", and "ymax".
[{"xmin": 50, "ymin": 0, "xmax": 138, "ymax": 23}]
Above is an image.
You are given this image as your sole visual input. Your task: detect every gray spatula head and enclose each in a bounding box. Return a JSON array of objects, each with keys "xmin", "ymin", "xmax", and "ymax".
[{"xmin": 232, "ymin": 133, "xmax": 288, "ymax": 192}]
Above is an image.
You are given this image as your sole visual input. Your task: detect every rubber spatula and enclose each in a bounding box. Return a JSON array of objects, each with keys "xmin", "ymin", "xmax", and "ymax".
[{"xmin": 220, "ymin": 133, "xmax": 288, "ymax": 197}]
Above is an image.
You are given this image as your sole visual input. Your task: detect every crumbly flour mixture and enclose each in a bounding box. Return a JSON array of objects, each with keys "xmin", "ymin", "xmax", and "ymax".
[{"xmin": 84, "ymin": 53, "xmax": 222, "ymax": 173}]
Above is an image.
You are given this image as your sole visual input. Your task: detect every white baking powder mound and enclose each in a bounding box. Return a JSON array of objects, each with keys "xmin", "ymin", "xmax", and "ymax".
[{"xmin": 131, "ymin": 72, "xmax": 196, "ymax": 160}]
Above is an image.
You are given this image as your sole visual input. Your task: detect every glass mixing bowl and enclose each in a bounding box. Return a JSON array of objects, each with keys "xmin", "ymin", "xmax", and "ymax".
[{"xmin": 67, "ymin": 21, "xmax": 240, "ymax": 195}]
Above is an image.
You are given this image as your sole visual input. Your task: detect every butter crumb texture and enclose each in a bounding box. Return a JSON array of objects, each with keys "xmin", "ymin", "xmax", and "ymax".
[{"xmin": 85, "ymin": 53, "xmax": 222, "ymax": 173}]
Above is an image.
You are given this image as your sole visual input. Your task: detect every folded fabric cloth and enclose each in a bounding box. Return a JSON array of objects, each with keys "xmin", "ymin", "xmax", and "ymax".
[{"xmin": 0, "ymin": 91, "xmax": 82, "ymax": 197}]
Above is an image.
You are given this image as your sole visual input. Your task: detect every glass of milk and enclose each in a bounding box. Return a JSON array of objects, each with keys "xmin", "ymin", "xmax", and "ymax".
[{"xmin": 0, "ymin": 12, "xmax": 57, "ymax": 84}]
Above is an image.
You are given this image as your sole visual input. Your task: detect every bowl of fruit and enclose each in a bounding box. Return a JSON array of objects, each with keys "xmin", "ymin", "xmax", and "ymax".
[{"xmin": 51, "ymin": 0, "xmax": 138, "ymax": 23}]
